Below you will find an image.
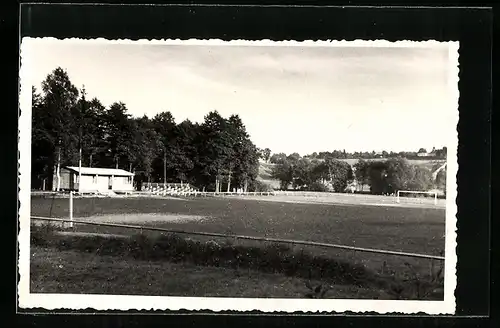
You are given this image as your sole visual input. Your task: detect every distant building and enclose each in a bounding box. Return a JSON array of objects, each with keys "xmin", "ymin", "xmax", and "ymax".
[
  {"xmin": 52, "ymin": 166, "xmax": 134, "ymax": 193},
  {"xmin": 417, "ymin": 152, "xmax": 436, "ymax": 157}
]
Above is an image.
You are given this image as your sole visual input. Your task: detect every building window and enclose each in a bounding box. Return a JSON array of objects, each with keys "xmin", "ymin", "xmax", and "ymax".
[{"xmin": 127, "ymin": 176, "xmax": 132, "ymax": 184}]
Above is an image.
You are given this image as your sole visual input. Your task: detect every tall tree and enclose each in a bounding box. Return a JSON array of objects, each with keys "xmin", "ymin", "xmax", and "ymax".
[
  {"xmin": 39, "ymin": 67, "xmax": 79, "ymax": 190},
  {"xmin": 102, "ymin": 102, "xmax": 135, "ymax": 169},
  {"xmin": 31, "ymin": 86, "xmax": 52, "ymax": 189},
  {"xmin": 384, "ymin": 157, "xmax": 415, "ymax": 193},
  {"xmin": 271, "ymin": 159, "xmax": 294, "ymax": 190},
  {"xmin": 226, "ymin": 114, "xmax": 259, "ymax": 192},
  {"xmin": 262, "ymin": 148, "xmax": 271, "ymax": 162},
  {"xmin": 287, "ymin": 152, "xmax": 301, "ymax": 163},
  {"xmin": 151, "ymin": 111, "xmax": 177, "ymax": 183},
  {"xmin": 132, "ymin": 116, "xmax": 163, "ymax": 188},
  {"xmin": 322, "ymin": 157, "xmax": 353, "ymax": 192},
  {"xmin": 353, "ymin": 159, "xmax": 370, "ymax": 191},
  {"xmin": 169, "ymin": 119, "xmax": 199, "ymax": 183},
  {"xmin": 198, "ymin": 111, "xmax": 234, "ymax": 191},
  {"xmin": 367, "ymin": 161, "xmax": 389, "ymax": 194},
  {"xmin": 292, "ymin": 157, "xmax": 315, "ymax": 189},
  {"xmin": 84, "ymin": 98, "xmax": 107, "ymax": 167},
  {"xmin": 270, "ymin": 152, "xmax": 287, "ymax": 164}
]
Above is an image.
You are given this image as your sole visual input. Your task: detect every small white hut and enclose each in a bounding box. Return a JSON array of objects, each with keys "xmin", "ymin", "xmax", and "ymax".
[{"xmin": 53, "ymin": 166, "xmax": 134, "ymax": 193}]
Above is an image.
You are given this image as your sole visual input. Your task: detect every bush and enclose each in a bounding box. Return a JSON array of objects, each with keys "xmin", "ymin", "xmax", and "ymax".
[
  {"xmin": 307, "ymin": 181, "xmax": 330, "ymax": 192},
  {"xmin": 251, "ymin": 180, "xmax": 274, "ymax": 192}
]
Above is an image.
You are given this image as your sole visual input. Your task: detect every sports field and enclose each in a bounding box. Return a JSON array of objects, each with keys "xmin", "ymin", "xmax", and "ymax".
[{"xmin": 30, "ymin": 193, "xmax": 446, "ymax": 278}]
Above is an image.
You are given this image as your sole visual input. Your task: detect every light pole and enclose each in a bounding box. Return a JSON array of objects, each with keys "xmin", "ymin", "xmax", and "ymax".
[
  {"xmin": 163, "ymin": 151, "xmax": 167, "ymax": 189},
  {"xmin": 77, "ymin": 85, "xmax": 86, "ymax": 193}
]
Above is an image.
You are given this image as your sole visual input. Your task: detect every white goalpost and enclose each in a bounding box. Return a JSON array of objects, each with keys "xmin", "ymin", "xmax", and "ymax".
[{"xmin": 396, "ymin": 190, "xmax": 438, "ymax": 205}]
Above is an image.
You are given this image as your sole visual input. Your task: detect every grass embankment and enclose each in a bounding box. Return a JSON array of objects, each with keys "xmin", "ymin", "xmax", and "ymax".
[
  {"xmin": 257, "ymin": 162, "xmax": 280, "ymax": 189},
  {"xmin": 31, "ymin": 224, "xmax": 444, "ymax": 300}
]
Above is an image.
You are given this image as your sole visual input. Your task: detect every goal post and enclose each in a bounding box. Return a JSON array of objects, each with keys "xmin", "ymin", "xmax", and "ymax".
[{"xmin": 396, "ymin": 190, "xmax": 438, "ymax": 205}]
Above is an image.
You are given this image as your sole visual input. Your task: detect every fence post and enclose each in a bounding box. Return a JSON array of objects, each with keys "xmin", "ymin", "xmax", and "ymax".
[{"xmin": 69, "ymin": 191, "xmax": 74, "ymax": 228}]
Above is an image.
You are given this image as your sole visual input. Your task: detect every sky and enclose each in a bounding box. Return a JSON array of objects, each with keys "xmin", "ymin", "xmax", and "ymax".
[{"xmin": 24, "ymin": 39, "xmax": 458, "ymax": 155}]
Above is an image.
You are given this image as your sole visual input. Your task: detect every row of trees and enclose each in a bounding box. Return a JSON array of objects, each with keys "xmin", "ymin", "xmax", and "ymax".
[
  {"xmin": 269, "ymin": 153, "xmax": 446, "ymax": 194},
  {"xmin": 32, "ymin": 67, "xmax": 260, "ymax": 192},
  {"xmin": 269, "ymin": 147, "xmax": 447, "ymax": 163},
  {"xmin": 353, "ymin": 159, "xmax": 446, "ymax": 195},
  {"xmin": 270, "ymin": 154, "xmax": 353, "ymax": 192}
]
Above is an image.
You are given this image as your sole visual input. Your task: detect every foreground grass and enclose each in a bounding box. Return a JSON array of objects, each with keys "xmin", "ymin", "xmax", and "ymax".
[
  {"xmin": 31, "ymin": 246, "xmax": 392, "ymax": 299},
  {"xmin": 30, "ymin": 224, "xmax": 444, "ymax": 300}
]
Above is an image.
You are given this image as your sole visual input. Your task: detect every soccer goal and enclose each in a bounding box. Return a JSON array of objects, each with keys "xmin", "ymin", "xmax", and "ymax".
[{"xmin": 396, "ymin": 190, "xmax": 438, "ymax": 205}]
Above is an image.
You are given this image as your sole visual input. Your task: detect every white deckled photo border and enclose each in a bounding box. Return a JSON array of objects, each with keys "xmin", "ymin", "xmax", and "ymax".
[{"xmin": 18, "ymin": 38, "xmax": 460, "ymax": 314}]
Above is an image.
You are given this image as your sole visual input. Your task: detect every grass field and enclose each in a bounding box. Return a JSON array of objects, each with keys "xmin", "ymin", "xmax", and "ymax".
[
  {"xmin": 31, "ymin": 195, "xmax": 445, "ymax": 255},
  {"xmin": 30, "ymin": 246, "xmax": 394, "ymax": 299},
  {"xmin": 30, "ymin": 193, "xmax": 446, "ymax": 299}
]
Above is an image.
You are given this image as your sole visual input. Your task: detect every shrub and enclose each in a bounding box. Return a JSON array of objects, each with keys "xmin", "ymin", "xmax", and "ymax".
[
  {"xmin": 251, "ymin": 180, "xmax": 274, "ymax": 192},
  {"xmin": 307, "ymin": 181, "xmax": 330, "ymax": 192}
]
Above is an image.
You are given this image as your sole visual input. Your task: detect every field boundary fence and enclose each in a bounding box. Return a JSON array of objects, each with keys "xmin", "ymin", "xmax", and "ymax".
[
  {"xmin": 30, "ymin": 215, "xmax": 445, "ymax": 261},
  {"xmin": 31, "ymin": 189, "xmax": 444, "ymax": 203},
  {"xmin": 396, "ymin": 190, "xmax": 438, "ymax": 205}
]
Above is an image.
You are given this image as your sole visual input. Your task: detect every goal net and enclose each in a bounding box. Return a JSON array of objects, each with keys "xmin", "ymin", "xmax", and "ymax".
[{"xmin": 396, "ymin": 190, "xmax": 438, "ymax": 205}]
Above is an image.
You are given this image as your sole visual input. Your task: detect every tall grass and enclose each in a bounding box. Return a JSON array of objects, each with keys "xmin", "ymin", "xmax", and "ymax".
[{"xmin": 30, "ymin": 225, "xmax": 444, "ymax": 300}]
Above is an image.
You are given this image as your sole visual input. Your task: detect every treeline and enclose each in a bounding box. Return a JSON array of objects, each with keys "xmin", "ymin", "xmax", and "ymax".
[
  {"xmin": 269, "ymin": 148, "xmax": 447, "ymax": 164},
  {"xmin": 32, "ymin": 67, "xmax": 259, "ymax": 192},
  {"xmin": 270, "ymin": 154, "xmax": 354, "ymax": 192},
  {"xmin": 270, "ymin": 154, "xmax": 446, "ymax": 194},
  {"xmin": 353, "ymin": 159, "xmax": 446, "ymax": 195}
]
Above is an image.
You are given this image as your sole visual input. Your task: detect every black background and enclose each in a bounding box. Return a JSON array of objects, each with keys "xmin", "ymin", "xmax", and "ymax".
[{"xmin": 4, "ymin": 2, "xmax": 495, "ymax": 328}]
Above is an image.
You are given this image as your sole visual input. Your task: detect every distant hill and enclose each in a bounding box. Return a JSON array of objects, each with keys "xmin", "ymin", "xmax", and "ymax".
[{"xmin": 257, "ymin": 162, "xmax": 281, "ymax": 189}]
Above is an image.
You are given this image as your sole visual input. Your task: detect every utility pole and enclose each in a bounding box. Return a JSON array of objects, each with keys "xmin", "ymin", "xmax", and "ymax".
[
  {"xmin": 216, "ymin": 169, "xmax": 220, "ymax": 193},
  {"xmin": 78, "ymin": 146, "xmax": 82, "ymax": 192},
  {"xmin": 56, "ymin": 139, "xmax": 61, "ymax": 192},
  {"xmin": 163, "ymin": 151, "xmax": 167, "ymax": 189},
  {"xmin": 78, "ymin": 85, "xmax": 86, "ymax": 193}
]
